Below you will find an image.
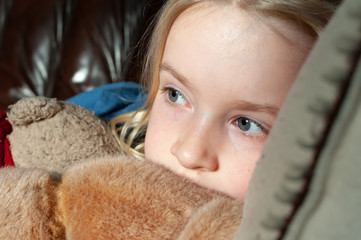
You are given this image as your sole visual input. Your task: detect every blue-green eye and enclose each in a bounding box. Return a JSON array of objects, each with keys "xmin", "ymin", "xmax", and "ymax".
[
  {"xmin": 168, "ymin": 88, "xmax": 187, "ymax": 105},
  {"xmin": 236, "ymin": 117, "xmax": 263, "ymax": 134}
]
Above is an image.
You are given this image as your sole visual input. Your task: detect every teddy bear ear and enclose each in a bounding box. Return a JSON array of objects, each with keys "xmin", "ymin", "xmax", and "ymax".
[{"xmin": 7, "ymin": 97, "xmax": 63, "ymax": 126}]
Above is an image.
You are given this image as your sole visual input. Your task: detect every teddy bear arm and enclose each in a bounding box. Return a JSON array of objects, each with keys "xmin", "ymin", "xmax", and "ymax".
[{"xmin": 0, "ymin": 167, "xmax": 65, "ymax": 240}]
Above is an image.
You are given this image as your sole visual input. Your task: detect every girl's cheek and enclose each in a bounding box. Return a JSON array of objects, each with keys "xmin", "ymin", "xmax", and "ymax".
[
  {"xmin": 222, "ymin": 131, "xmax": 263, "ymax": 195},
  {"xmin": 228, "ymin": 125, "xmax": 267, "ymax": 154},
  {"xmin": 159, "ymin": 98, "xmax": 189, "ymax": 123},
  {"xmin": 226, "ymin": 154, "xmax": 259, "ymax": 199}
]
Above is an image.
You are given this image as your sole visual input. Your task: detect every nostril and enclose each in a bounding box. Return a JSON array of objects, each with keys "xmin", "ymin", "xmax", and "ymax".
[{"xmin": 207, "ymin": 158, "xmax": 219, "ymax": 172}]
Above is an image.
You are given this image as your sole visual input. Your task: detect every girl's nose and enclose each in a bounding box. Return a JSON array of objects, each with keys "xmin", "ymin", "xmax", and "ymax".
[{"xmin": 170, "ymin": 121, "xmax": 219, "ymax": 172}]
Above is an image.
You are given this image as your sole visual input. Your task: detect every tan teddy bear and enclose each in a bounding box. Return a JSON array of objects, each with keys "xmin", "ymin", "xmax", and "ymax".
[
  {"xmin": 0, "ymin": 97, "xmax": 243, "ymax": 240},
  {"xmin": 6, "ymin": 97, "xmax": 121, "ymax": 174}
]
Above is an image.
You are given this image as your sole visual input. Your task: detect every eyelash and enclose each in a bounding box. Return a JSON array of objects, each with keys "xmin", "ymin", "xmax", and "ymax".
[
  {"xmin": 160, "ymin": 86, "xmax": 188, "ymax": 107},
  {"xmin": 160, "ymin": 85, "xmax": 269, "ymax": 141},
  {"xmin": 232, "ymin": 117, "xmax": 268, "ymax": 140}
]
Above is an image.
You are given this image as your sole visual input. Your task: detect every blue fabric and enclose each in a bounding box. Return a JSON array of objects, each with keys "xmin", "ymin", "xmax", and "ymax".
[{"xmin": 66, "ymin": 82, "xmax": 147, "ymax": 122}]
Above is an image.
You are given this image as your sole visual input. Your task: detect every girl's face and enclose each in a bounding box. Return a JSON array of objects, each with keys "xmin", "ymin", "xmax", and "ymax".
[{"xmin": 145, "ymin": 3, "xmax": 311, "ymax": 199}]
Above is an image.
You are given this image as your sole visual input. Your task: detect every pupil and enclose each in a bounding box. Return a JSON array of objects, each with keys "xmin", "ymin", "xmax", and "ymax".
[
  {"xmin": 238, "ymin": 118, "xmax": 251, "ymax": 131},
  {"xmin": 169, "ymin": 90, "xmax": 177, "ymax": 102}
]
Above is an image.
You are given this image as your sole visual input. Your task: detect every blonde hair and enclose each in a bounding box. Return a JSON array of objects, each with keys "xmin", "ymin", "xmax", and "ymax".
[{"xmin": 110, "ymin": 0, "xmax": 341, "ymax": 159}]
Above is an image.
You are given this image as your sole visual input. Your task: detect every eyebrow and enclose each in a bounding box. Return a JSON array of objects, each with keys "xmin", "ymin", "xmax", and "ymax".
[
  {"xmin": 160, "ymin": 62, "xmax": 280, "ymax": 116},
  {"xmin": 234, "ymin": 100, "xmax": 279, "ymax": 116},
  {"xmin": 160, "ymin": 62, "xmax": 193, "ymax": 90}
]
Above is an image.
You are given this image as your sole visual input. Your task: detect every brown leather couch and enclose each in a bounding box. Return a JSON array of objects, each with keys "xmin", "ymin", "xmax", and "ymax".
[{"xmin": 0, "ymin": 0, "xmax": 164, "ymax": 110}]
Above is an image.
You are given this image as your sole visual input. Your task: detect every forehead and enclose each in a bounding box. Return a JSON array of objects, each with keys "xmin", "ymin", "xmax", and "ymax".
[
  {"xmin": 161, "ymin": 2, "xmax": 311, "ymax": 107},
  {"xmin": 167, "ymin": 2, "xmax": 311, "ymax": 57},
  {"xmin": 170, "ymin": 2, "xmax": 258, "ymax": 57}
]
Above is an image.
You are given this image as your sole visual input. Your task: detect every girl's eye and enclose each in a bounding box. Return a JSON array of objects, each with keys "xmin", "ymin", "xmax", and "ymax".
[
  {"xmin": 236, "ymin": 117, "xmax": 264, "ymax": 134},
  {"xmin": 168, "ymin": 88, "xmax": 187, "ymax": 105}
]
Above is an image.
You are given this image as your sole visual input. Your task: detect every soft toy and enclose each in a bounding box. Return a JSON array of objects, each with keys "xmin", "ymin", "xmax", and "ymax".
[
  {"xmin": 5, "ymin": 97, "xmax": 121, "ymax": 174},
  {"xmin": 0, "ymin": 97, "xmax": 243, "ymax": 240}
]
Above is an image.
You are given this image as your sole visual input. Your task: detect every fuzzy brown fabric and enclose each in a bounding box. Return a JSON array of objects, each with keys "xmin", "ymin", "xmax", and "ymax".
[
  {"xmin": 7, "ymin": 97, "xmax": 122, "ymax": 174},
  {"xmin": 0, "ymin": 167, "xmax": 65, "ymax": 240},
  {"xmin": 57, "ymin": 155, "xmax": 243, "ymax": 240},
  {"xmin": 0, "ymin": 155, "xmax": 242, "ymax": 239},
  {"xmin": 0, "ymin": 155, "xmax": 243, "ymax": 240},
  {"xmin": 178, "ymin": 198, "xmax": 243, "ymax": 240}
]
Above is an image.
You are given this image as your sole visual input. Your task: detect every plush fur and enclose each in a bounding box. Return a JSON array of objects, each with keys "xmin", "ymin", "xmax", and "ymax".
[
  {"xmin": 0, "ymin": 97, "xmax": 243, "ymax": 239},
  {"xmin": 178, "ymin": 198, "xmax": 243, "ymax": 240},
  {"xmin": 57, "ymin": 155, "xmax": 243, "ymax": 239},
  {"xmin": 0, "ymin": 167, "xmax": 64, "ymax": 240},
  {"xmin": 7, "ymin": 97, "xmax": 121, "ymax": 174}
]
